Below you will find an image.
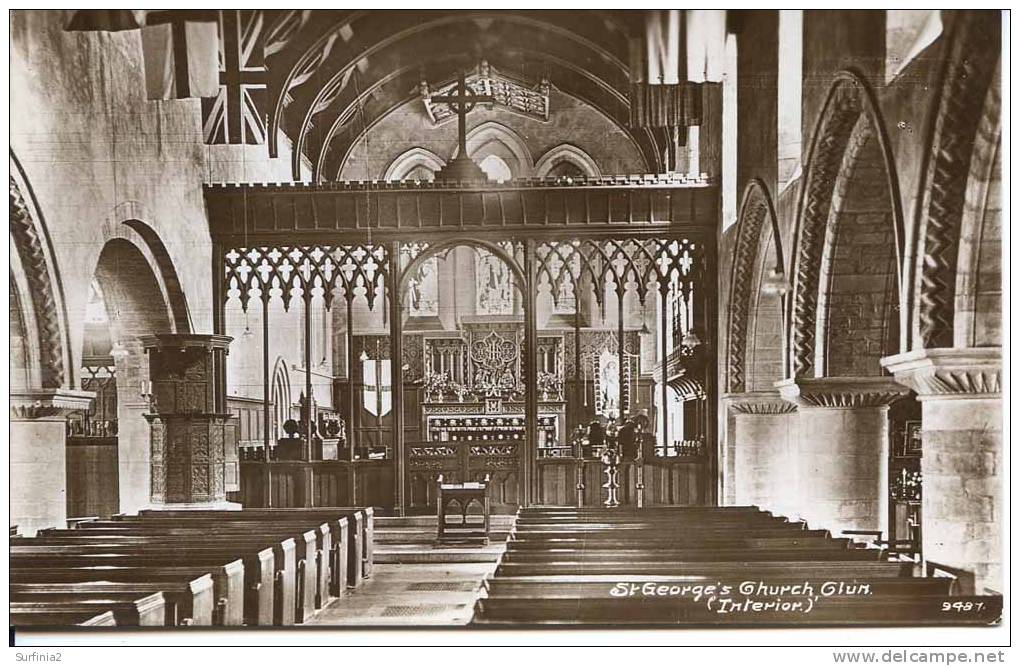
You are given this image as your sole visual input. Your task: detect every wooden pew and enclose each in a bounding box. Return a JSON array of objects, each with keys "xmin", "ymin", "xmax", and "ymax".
[
  {"xmin": 30, "ymin": 530, "xmax": 293, "ymax": 626},
  {"xmin": 100, "ymin": 516, "xmax": 330, "ymax": 619},
  {"xmin": 10, "ymin": 609, "xmax": 118, "ymax": 627},
  {"xmin": 10, "ymin": 576, "xmax": 216, "ymax": 626},
  {"xmin": 10, "ymin": 551, "xmax": 259, "ymax": 625},
  {"xmin": 495, "ymin": 560, "xmax": 913, "ymax": 577},
  {"xmin": 505, "ymin": 535, "xmax": 849, "ymax": 550},
  {"xmin": 10, "ymin": 565, "xmax": 243, "ymax": 625},
  {"xmin": 483, "ymin": 576, "xmax": 955, "ymax": 599},
  {"xmin": 137, "ymin": 507, "xmax": 372, "ymax": 588},
  {"xmin": 10, "ymin": 592, "xmax": 166, "ymax": 627},
  {"xmin": 499, "ymin": 548, "xmax": 886, "ymax": 564}
]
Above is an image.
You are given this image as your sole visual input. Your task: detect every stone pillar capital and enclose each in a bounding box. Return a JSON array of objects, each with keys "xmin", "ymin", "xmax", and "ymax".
[
  {"xmin": 774, "ymin": 377, "xmax": 909, "ymax": 409},
  {"xmin": 723, "ymin": 391, "xmax": 797, "ymax": 415},
  {"xmin": 881, "ymin": 347, "xmax": 1001, "ymax": 400},
  {"xmin": 10, "ymin": 388, "xmax": 95, "ymax": 420}
]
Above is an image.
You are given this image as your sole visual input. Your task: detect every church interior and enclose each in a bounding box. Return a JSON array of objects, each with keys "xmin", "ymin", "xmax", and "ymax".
[{"xmin": 8, "ymin": 9, "xmax": 1004, "ymax": 631}]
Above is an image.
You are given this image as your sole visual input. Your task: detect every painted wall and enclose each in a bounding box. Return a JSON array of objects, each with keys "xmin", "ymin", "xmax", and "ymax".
[{"xmin": 337, "ymin": 89, "xmax": 646, "ymax": 180}]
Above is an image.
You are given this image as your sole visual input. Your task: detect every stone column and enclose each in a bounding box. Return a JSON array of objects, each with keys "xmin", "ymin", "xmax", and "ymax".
[
  {"xmin": 10, "ymin": 389, "xmax": 94, "ymax": 534},
  {"xmin": 776, "ymin": 377, "xmax": 909, "ymax": 537},
  {"xmin": 725, "ymin": 392, "xmax": 798, "ymax": 518},
  {"xmin": 882, "ymin": 348, "xmax": 1002, "ymax": 593},
  {"xmin": 142, "ymin": 334, "xmax": 239, "ymax": 510}
]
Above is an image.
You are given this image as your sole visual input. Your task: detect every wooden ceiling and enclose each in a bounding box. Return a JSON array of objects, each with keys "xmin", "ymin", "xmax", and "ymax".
[{"xmin": 260, "ymin": 10, "xmax": 664, "ymax": 181}]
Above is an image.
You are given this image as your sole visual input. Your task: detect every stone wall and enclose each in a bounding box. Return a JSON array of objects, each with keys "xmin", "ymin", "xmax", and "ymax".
[{"xmin": 10, "ymin": 10, "xmax": 301, "ymax": 521}]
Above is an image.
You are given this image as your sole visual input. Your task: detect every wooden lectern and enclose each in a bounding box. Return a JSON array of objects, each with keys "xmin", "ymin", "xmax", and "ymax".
[{"xmin": 436, "ymin": 474, "xmax": 491, "ymax": 545}]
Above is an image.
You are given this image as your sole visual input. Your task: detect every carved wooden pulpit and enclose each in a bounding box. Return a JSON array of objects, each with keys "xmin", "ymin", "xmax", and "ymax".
[
  {"xmin": 141, "ymin": 334, "xmax": 239, "ymax": 509},
  {"xmin": 436, "ymin": 473, "xmax": 491, "ymax": 545}
]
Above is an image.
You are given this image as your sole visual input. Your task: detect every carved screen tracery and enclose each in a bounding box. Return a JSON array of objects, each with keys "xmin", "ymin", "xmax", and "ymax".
[
  {"xmin": 535, "ymin": 238, "xmax": 699, "ymax": 314},
  {"xmin": 224, "ymin": 243, "xmax": 390, "ymax": 311}
]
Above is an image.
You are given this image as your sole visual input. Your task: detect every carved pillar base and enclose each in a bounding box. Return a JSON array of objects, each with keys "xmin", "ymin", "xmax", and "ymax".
[
  {"xmin": 725, "ymin": 392, "xmax": 797, "ymax": 517},
  {"xmin": 142, "ymin": 334, "xmax": 239, "ymax": 510},
  {"xmin": 882, "ymin": 347, "xmax": 1002, "ymax": 592},
  {"xmin": 776, "ymin": 377, "xmax": 909, "ymax": 536},
  {"xmin": 11, "ymin": 389, "xmax": 94, "ymax": 534}
]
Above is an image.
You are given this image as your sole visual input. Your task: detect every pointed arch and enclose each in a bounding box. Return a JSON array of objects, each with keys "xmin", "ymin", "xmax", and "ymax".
[
  {"xmin": 271, "ymin": 356, "xmax": 293, "ymax": 437},
  {"xmin": 725, "ymin": 179, "xmax": 785, "ymax": 393},
  {"xmin": 383, "ymin": 147, "xmax": 447, "ymax": 181},
  {"xmin": 910, "ymin": 11, "xmax": 1001, "ymax": 349},
  {"xmin": 454, "ymin": 121, "xmax": 535, "ymax": 178},
  {"xmin": 534, "ymin": 143, "xmax": 602, "ymax": 178},
  {"xmin": 787, "ymin": 70, "xmax": 905, "ymax": 379}
]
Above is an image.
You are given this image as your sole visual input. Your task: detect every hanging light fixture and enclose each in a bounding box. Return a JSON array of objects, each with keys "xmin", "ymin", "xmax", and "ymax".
[
  {"xmin": 110, "ymin": 340, "xmax": 130, "ymax": 359},
  {"xmin": 241, "ymin": 310, "xmax": 254, "ymax": 339},
  {"xmin": 681, "ymin": 329, "xmax": 702, "ymax": 349},
  {"xmin": 638, "ymin": 320, "xmax": 652, "ymax": 337},
  {"xmin": 359, "ymin": 350, "xmax": 370, "ymax": 362}
]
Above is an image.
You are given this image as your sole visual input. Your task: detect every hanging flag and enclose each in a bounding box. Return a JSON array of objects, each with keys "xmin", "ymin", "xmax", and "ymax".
[
  {"xmin": 65, "ymin": 10, "xmax": 148, "ymax": 31},
  {"xmin": 141, "ymin": 11, "xmax": 219, "ymax": 100},
  {"xmin": 201, "ymin": 10, "xmax": 268, "ymax": 145},
  {"xmin": 630, "ymin": 10, "xmax": 696, "ymax": 129},
  {"xmin": 686, "ymin": 10, "xmax": 727, "ymax": 83}
]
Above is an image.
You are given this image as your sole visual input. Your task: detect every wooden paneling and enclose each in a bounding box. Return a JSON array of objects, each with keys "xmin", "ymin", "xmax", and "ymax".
[
  {"xmin": 65, "ymin": 438, "xmax": 119, "ymax": 519},
  {"xmin": 239, "ymin": 460, "xmax": 394, "ymax": 509},
  {"xmin": 537, "ymin": 459, "xmax": 707, "ymax": 507}
]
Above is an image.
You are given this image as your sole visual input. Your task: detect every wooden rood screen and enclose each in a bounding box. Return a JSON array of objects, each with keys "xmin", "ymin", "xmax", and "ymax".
[{"xmin": 204, "ymin": 177, "xmax": 718, "ymax": 513}]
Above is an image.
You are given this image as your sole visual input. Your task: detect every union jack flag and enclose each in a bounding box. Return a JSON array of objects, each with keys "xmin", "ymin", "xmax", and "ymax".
[{"xmin": 201, "ymin": 10, "xmax": 267, "ymax": 145}]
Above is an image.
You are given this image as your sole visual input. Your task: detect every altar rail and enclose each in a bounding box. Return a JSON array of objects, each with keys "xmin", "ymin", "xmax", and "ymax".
[
  {"xmin": 203, "ymin": 178, "xmax": 717, "ymax": 243},
  {"xmin": 537, "ymin": 457, "xmax": 708, "ymax": 507}
]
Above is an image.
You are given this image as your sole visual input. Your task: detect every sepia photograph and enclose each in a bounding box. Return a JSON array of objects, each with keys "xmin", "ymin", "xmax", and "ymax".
[{"xmin": 6, "ymin": 6, "xmax": 1009, "ymax": 654}]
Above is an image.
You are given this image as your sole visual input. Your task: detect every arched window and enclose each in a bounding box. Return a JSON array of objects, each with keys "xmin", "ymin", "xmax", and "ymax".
[
  {"xmin": 462, "ymin": 121, "xmax": 534, "ymax": 179},
  {"xmin": 383, "ymin": 147, "xmax": 447, "ymax": 181},
  {"xmin": 534, "ymin": 144, "xmax": 601, "ymax": 179},
  {"xmin": 479, "ymin": 154, "xmax": 513, "ymax": 183}
]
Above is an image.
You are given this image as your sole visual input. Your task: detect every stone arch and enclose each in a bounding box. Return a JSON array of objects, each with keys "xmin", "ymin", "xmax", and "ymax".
[
  {"xmin": 725, "ymin": 179, "xmax": 785, "ymax": 393},
  {"xmin": 534, "ymin": 144, "xmax": 602, "ymax": 179},
  {"xmin": 455, "ymin": 121, "xmax": 535, "ymax": 178},
  {"xmin": 383, "ymin": 147, "xmax": 447, "ymax": 181},
  {"xmin": 953, "ymin": 67, "xmax": 1001, "ymax": 348},
  {"xmin": 91, "ymin": 234, "xmax": 182, "ymax": 514},
  {"xmin": 788, "ymin": 71, "xmax": 905, "ymax": 379},
  {"xmin": 9, "ymin": 153, "xmax": 74, "ymax": 394},
  {"xmin": 911, "ymin": 11, "xmax": 1001, "ymax": 349}
]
